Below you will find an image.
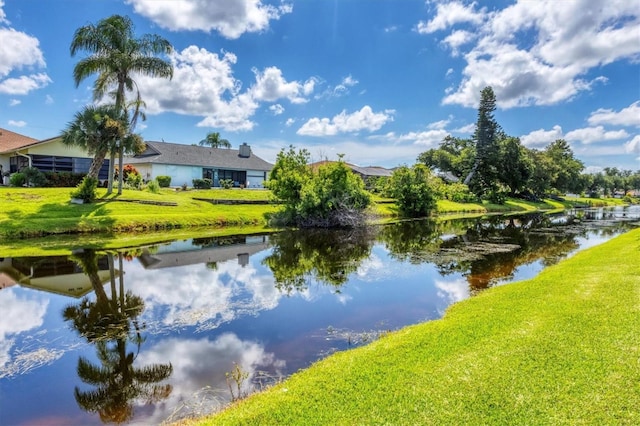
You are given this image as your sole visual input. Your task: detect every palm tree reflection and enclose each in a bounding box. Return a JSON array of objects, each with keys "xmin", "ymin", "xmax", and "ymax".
[{"xmin": 63, "ymin": 249, "xmax": 172, "ymax": 424}]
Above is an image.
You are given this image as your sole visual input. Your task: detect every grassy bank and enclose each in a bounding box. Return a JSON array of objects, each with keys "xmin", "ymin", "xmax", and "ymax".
[
  {"xmin": 0, "ymin": 187, "xmax": 623, "ymax": 247},
  {"xmin": 199, "ymin": 228, "xmax": 640, "ymax": 425}
]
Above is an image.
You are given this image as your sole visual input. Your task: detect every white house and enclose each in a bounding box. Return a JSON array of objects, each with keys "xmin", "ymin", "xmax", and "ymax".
[{"xmin": 124, "ymin": 141, "xmax": 273, "ymax": 188}]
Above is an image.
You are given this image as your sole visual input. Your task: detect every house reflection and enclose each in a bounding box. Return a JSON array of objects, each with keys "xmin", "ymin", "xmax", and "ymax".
[
  {"xmin": 137, "ymin": 235, "xmax": 270, "ymax": 269},
  {"xmin": 0, "ymin": 254, "xmax": 121, "ymax": 298}
]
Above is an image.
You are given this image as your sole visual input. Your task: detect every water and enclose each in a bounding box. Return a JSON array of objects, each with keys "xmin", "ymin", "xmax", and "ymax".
[{"xmin": 0, "ymin": 207, "xmax": 638, "ymax": 425}]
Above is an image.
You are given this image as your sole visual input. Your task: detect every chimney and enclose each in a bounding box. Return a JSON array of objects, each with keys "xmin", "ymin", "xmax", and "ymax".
[{"xmin": 239, "ymin": 142, "xmax": 251, "ymax": 158}]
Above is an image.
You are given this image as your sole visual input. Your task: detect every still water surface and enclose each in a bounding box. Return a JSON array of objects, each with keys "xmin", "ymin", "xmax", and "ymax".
[{"xmin": 1, "ymin": 207, "xmax": 638, "ymax": 425}]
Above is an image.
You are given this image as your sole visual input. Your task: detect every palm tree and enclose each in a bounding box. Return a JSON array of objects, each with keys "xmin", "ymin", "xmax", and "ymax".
[
  {"xmin": 70, "ymin": 14, "xmax": 173, "ymax": 194},
  {"xmin": 199, "ymin": 132, "xmax": 231, "ymax": 149},
  {"xmin": 61, "ymin": 105, "xmax": 127, "ymax": 181}
]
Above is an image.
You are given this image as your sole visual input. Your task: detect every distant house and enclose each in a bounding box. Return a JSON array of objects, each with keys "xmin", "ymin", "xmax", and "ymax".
[
  {"xmin": 309, "ymin": 160, "xmax": 393, "ymax": 189},
  {"xmin": 0, "ymin": 128, "xmax": 109, "ymax": 180},
  {"xmin": 124, "ymin": 141, "xmax": 273, "ymax": 188}
]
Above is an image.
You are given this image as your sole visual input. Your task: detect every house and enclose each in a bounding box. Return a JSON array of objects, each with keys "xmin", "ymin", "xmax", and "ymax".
[
  {"xmin": 124, "ymin": 141, "xmax": 273, "ymax": 188},
  {"xmin": 309, "ymin": 160, "xmax": 393, "ymax": 189},
  {"xmin": 0, "ymin": 128, "xmax": 109, "ymax": 181}
]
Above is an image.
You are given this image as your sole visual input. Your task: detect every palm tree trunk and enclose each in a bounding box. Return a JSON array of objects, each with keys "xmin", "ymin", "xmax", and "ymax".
[
  {"xmin": 117, "ymin": 144, "xmax": 124, "ymax": 195},
  {"xmin": 87, "ymin": 147, "xmax": 108, "ymax": 180},
  {"xmin": 107, "ymin": 150, "xmax": 116, "ymax": 194}
]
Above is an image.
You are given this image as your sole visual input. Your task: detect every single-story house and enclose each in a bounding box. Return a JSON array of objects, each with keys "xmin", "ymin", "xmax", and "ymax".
[
  {"xmin": 124, "ymin": 141, "xmax": 273, "ymax": 188},
  {"xmin": 0, "ymin": 128, "xmax": 109, "ymax": 181}
]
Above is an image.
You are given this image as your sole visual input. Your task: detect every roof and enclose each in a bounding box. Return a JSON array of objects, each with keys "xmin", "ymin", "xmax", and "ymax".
[
  {"xmin": 309, "ymin": 161, "xmax": 393, "ymax": 178},
  {"xmin": 0, "ymin": 128, "xmax": 38, "ymax": 154},
  {"xmin": 125, "ymin": 141, "xmax": 273, "ymax": 171}
]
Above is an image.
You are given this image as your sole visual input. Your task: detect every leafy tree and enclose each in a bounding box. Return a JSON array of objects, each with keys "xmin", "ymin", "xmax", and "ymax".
[
  {"xmin": 71, "ymin": 14, "xmax": 173, "ymax": 195},
  {"xmin": 386, "ymin": 164, "xmax": 439, "ymax": 218},
  {"xmin": 417, "ymin": 135, "xmax": 475, "ymax": 180},
  {"xmin": 464, "ymin": 87, "xmax": 500, "ymax": 196},
  {"xmin": 544, "ymin": 139, "xmax": 584, "ymax": 194},
  {"xmin": 267, "ymin": 147, "xmax": 371, "ymax": 227},
  {"xmin": 199, "ymin": 132, "xmax": 231, "ymax": 148},
  {"xmin": 497, "ymin": 136, "xmax": 532, "ymax": 196}
]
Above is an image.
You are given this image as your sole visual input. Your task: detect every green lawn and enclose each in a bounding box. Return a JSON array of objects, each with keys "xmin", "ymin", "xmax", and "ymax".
[{"xmin": 200, "ymin": 228, "xmax": 640, "ymax": 425}]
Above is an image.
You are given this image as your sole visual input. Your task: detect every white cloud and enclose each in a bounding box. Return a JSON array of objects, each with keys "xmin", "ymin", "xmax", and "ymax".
[
  {"xmin": 7, "ymin": 120, "xmax": 26, "ymax": 127},
  {"xmin": 384, "ymin": 25, "xmax": 398, "ymax": 33},
  {"xmin": 44, "ymin": 94, "xmax": 53, "ymax": 105},
  {"xmin": 435, "ymin": 277, "xmax": 470, "ymax": 304},
  {"xmin": 136, "ymin": 46, "xmax": 312, "ymax": 131},
  {"xmin": 588, "ymin": 101, "xmax": 640, "ymax": 127},
  {"xmin": 445, "ymin": 68, "xmax": 454, "ymax": 77},
  {"xmin": 453, "ymin": 123, "xmax": 475, "ymax": 134},
  {"xmin": 442, "ymin": 30, "xmax": 475, "ymax": 56},
  {"xmin": 0, "ymin": 73, "xmax": 51, "ymax": 95},
  {"xmin": 251, "ymin": 66, "xmax": 311, "ymax": 104},
  {"xmin": 0, "ymin": 23, "xmax": 50, "ymax": 96},
  {"xmin": 565, "ymin": 126, "xmax": 629, "ymax": 144},
  {"xmin": 127, "ymin": 0, "xmax": 293, "ymax": 39},
  {"xmin": 0, "ymin": 0, "xmax": 6, "ymax": 23},
  {"xmin": 624, "ymin": 135, "xmax": 640, "ymax": 153},
  {"xmin": 520, "ymin": 125, "xmax": 564, "ymax": 147},
  {"xmin": 9, "ymin": 99, "xmax": 20, "ymax": 106},
  {"xmin": 391, "ymin": 129, "xmax": 450, "ymax": 147},
  {"xmin": 416, "ymin": 1, "xmax": 485, "ymax": 34},
  {"xmin": 426, "ymin": 1, "xmax": 640, "ymax": 108},
  {"xmin": 297, "ymin": 106, "xmax": 394, "ymax": 136},
  {"xmin": 427, "ymin": 118, "xmax": 451, "ymax": 130},
  {"xmin": 269, "ymin": 104, "xmax": 284, "ymax": 115}
]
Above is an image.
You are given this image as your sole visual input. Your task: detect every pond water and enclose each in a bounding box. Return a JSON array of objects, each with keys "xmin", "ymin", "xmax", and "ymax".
[{"xmin": 1, "ymin": 207, "xmax": 638, "ymax": 425}]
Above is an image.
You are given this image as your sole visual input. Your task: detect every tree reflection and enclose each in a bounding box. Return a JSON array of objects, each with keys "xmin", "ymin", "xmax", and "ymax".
[
  {"xmin": 63, "ymin": 250, "xmax": 172, "ymax": 424},
  {"xmin": 263, "ymin": 228, "xmax": 376, "ymax": 293},
  {"xmin": 379, "ymin": 214, "xmax": 587, "ymax": 293}
]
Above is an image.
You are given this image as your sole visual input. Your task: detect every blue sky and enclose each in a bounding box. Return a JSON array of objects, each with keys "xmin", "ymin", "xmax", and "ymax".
[{"xmin": 1, "ymin": 0, "xmax": 639, "ymax": 171}]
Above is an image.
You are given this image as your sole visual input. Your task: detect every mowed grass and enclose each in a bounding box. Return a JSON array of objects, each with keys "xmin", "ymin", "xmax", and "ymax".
[
  {"xmin": 201, "ymin": 228, "xmax": 640, "ymax": 426},
  {"xmin": 0, "ymin": 187, "xmax": 278, "ymax": 239}
]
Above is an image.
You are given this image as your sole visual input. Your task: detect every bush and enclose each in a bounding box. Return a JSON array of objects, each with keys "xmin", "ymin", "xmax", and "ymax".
[
  {"xmin": 192, "ymin": 178, "xmax": 212, "ymax": 189},
  {"xmin": 114, "ymin": 164, "xmax": 140, "ymax": 181},
  {"xmin": 125, "ymin": 172, "xmax": 143, "ymax": 190},
  {"xmin": 9, "ymin": 172, "xmax": 26, "ymax": 187},
  {"xmin": 19, "ymin": 167, "xmax": 47, "ymax": 187},
  {"xmin": 43, "ymin": 171, "xmax": 85, "ymax": 187},
  {"xmin": 386, "ymin": 164, "xmax": 439, "ymax": 218},
  {"xmin": 156, "ymin": 175, "xmax": 171, "ymax": 187},
  {"xmin": 442, "ymin": 182, "xmax": 477, "ymax": 203},
  {"xmin": 70, "ymin": 176, "xmax": 98, "ymax": 203},
  {"xmin": 219, "ymin": 178, "xmax": 234, "ymax": 189},
  {"xmin": 146, "ymin": 179, "xmax": 160, "ymax": 194}
]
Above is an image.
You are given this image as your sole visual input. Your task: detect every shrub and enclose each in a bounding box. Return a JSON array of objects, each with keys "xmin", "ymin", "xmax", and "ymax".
[
  {"xmin": 156, "ymin": 175, "xmax": 171, "ymax": 187},
  {"xmin": 220, "ymin": 178, "xmax": 234, "ymax": 189},
  {"xmin": 146, "ymin": 179, "xmax": 160, "ymax": 194},
  {"xmin": 442, "ymin": 182, "xmax": 477, "ymax": 203},
  {"xmin": 125, "ymin": 172, "xmax": 143, "ymax": 190},
  {"xmin": 114, "ymin": 164, "xmax": 140, "ymax": 181},
  {"xmin": 70, "ymin": 176, "xmax": 98, "ymax": 203},
  {"xmin": 9, "ymin": 172, "xmax": 26, "ymax": 187},
  {"xmin": 192, "ymin": 178, "xmax": 212, "ymax": 189},
  {"xmin": 43, "ymin": 171, "xmax": 85, "ymax": 187},
  {"xmin": 19, "ymin": 167, "xmax": 47, "ymax": 187},
  {"xmin": 386, "ymin": 164, "xmax": 439, "ymax": 218}
]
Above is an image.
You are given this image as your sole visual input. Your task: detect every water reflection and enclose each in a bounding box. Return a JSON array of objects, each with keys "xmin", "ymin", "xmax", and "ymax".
[
  {"xmin": 63, "ymin": 250, "xmax": 173, "ymax": 423},
  {"xmin": 0, "ymin": 207, "xmax": 638, "ymax": 425}
]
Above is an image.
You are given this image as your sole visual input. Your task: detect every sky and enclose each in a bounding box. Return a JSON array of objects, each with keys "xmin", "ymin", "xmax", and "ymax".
[{"xmin": 0, "ymin": 0, "xmax": 639, "ymax": 172}]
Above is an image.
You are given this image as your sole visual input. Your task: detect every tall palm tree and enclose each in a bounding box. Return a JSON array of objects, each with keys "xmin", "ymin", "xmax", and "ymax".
[
  {"xmin": 70, "ymin": 14, "xmax": 173, "ymax": 194},
  {"xmin": 61, "ymin": 104, "xmax": 127, "ymax": 181},
  {"xmin": 199, "ymin": 132, "xmax": 231, "ymax": 149}
]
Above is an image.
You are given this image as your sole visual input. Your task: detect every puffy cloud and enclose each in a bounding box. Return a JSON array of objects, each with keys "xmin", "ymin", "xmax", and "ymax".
[
  {"xmin": 9, "ymin": 99, "xmax": 19, "ymax": 106},
  {"xmin": 434, "ymin": 277, "xmax": 470, "ymax": 305},
  {"xmin": 389, "ymin": 129, "xmax": 450, "ymax": 147},
  {"xmin": 565, "ymin": 126, "xmax": 629, "ymax": 144},
  {"xmin": 269, "ymin": 104, "xmax": 284, "ymax": 115},
  {"xmin": 250, "ymin": 66, "xmax": 311, "ymax": 104},
  {"xmin": 588, "ymin": 101, "xmax": 640, "ymax": 127},
  {"xmin": 285, "ymin": 117, "xmax": 295, "ymax": 127},
  {"xmin": 7, "ymin": 120, "xmax": 26, "ymax": 127},
  {"xmin": 416, "ymin": 1, "xmax": 485, "ymax": 34},
  {"xmin": 297, "ymin": 106, "xmax": 394, "ymax": 136},
  {"xmin": 453, "ymin": 123, "xmax": 475, "ymax": 134},
  {"xmin": 624, "ymin": 135, "xmax": 640, "ymax": 153},
  {"xmin": 442, "ymin": 30, "xmax": 475, "ymax": 56},
  {"xmin": 422, "ymin": 0, "xmax": 640, "ymax": 108},
  {"xmin": 0, "ymin": 73, "xmax": 51, "ymax": 95},
  {"xmin": 127, "ymin": 0, "xmax": 292, "ymax": 39},
  {"xmin": 427, "ymin": 118, "xmax": 451, "ymax": 130},
  {"xmin": 520, "ymin": 125, "xmax": 564, "ymax": 147},
  {"xmin": 137, "ymin": 46, "xmax": 312, "ymax": 131},
  {"xmin": 0, "ymin": 23, "xmax": 49, "ymax": 95}
]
